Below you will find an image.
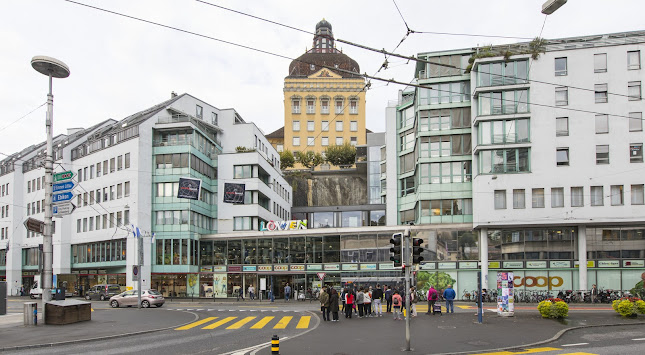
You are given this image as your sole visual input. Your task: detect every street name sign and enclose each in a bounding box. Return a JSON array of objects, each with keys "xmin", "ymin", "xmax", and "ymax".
[
  {"xmin": 53, "ymin": 202, "xmax": 76, "ymax": 217},
  {"xmin": 24, "ymin": 218, "xmax": 45, "ymax": 234},
  {"xmin": 52, "ymin": 180, "xmax": 76, "ymax": 193},
  {"xmin": 52, "ymin": 191, "xmax": 75, "ymax": 203},
  {"xmin": 53, "ymin": 171, "xmax": 74, "ymax": 182}
]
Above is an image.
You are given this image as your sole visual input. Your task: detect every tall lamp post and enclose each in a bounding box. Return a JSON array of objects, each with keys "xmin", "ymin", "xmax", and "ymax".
[{"xmin": 31, "ymin": 56, "xmax": 70, "ymax": 322}]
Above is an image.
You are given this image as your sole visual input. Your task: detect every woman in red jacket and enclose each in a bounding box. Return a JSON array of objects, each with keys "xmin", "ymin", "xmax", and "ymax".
[{"xmin": 344, "ymin": 288, "xmax": 354, "ymax": 319}]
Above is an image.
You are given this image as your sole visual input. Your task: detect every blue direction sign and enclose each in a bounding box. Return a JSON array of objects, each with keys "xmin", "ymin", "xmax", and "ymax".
[
  {"xmin": 52, "ymin": 191, "xmax": 75, "ymax": 203},
  {"xmin": 53, "ymin": 180, "xmax": 76, "ymax": 193}
]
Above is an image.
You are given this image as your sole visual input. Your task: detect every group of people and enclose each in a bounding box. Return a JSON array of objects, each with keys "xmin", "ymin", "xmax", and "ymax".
[{"xmin": 318, "ymin": 284, "xmax": 457, "ymax": 322}]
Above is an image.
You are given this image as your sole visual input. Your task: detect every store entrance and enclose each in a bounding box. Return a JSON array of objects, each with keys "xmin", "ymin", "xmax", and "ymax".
[{"xmin": 270, "ymin": 275, "xmax": 293, "ymax": 299}]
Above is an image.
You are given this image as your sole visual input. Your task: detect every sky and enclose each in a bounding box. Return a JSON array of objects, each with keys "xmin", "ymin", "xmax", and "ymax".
[{"xmin": 1, "ymin": 0, "xmax": 644, "ymax": 156}]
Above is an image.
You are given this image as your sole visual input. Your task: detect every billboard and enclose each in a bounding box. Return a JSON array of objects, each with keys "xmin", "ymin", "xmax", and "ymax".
[
  {"xmin": 177, "ymin": 177, "xmax": 202, "ymax": 200},
  {"xmin": 223, "ymin": 183, "xmax": 246, "ymax": 204}
]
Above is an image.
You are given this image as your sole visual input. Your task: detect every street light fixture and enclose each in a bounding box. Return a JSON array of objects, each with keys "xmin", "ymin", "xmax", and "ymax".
[
  {"xmin": 541, "ymin": 0, "xmax": 567, "ymax": 14},
  {"xmin": 31, "ymin": 55, "xmax": 70, "ymax": 322}
]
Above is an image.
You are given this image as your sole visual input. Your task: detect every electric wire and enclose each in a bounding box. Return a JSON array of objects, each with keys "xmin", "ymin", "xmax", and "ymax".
[{"xmin": 0, "ymin": 103, "xmax": 46, "ymax": 133}]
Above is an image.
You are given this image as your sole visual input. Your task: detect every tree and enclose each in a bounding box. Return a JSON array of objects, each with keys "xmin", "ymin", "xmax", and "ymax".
[
  {"xmin": 295, "ymin": 150, "xmax": 324, "ymax": 170},
  {"xmin": 279, "ymin": 150, "xmax": 295, "ymax": 169},
  {"xmin": 324, "ymin": 142, "xmax": 356, "ymax": 167}
]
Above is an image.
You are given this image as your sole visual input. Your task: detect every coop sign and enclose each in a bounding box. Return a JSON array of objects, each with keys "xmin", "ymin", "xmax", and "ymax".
[{"xmin": 259, "ymin": 219, "xmax": 307, "ymax": 231}]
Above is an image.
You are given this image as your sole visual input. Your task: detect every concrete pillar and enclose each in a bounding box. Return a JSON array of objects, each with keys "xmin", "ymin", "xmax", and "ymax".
[
  {"xmin": 578, "ymin": 225, "xmax": 587, "ymax": 291},
  {"xmin": 480, "ymin": 228, "xmax": 488, "ymax": 289}
]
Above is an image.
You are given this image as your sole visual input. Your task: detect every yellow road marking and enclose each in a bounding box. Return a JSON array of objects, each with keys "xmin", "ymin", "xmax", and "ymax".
[
  {"xmin": 458, "ymin": 305, "xmax": 476, "ymax": 309},
  {"xmin": 227, "ymin": 316, "xmax": 256, "ymax": 329},
  {"xmin": 250, "ymin": 316, "xmax": 275, "ymax": 329},
  {"xmin": 238, "ymin": 306, "xmax": 278, "ymax": 308},
  {"xmin": 273, "ymin": 316, "xmax": 292, "ymax": 329},
  {"xmin": 175, "ymin": 317, "xmax": 218, "ymax": 330},
  {"xmin": 202, "ymin": 316, "xmax": 237, "ymax": 329},
  {"xmin": 470, "ymin": 347, "xmax": 562, "ymax": 355},
  {"xmin": 559, "ymin": 353, "xmax": 599, "ymax": 355},
  {"xmin": 296, "ymin": 316, "xmax": 310, "ymax": 329}
]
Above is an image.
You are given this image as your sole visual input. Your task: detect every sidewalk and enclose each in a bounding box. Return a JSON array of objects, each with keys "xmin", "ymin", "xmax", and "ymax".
[
  {"xmin": 0, "ymin": 307, "xmax": 197, "ymax": 351},
  {"xmin": 262, "ymin": 310, "xmax": 645, "ymax": 355}
]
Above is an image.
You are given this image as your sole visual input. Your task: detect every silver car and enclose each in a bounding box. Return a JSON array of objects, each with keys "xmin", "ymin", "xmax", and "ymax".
[{"xmin": 109, "ymin": 289, "xmax": 165, "ymax": 308}]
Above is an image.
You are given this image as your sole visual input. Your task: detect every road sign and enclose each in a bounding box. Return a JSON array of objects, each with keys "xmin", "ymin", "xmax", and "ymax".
[
  {"xmin": 24, "ymin": 218, "xmax": 45, "ymax": 234},
  {"xmin": 52, "ymin": 180, "xmax": 76, "ymax": 193},
  {"xmin": 132, "ymin": 265, "xmax": 139, "ymax": 281},
  {"xmin": 53, "ymin": 171, "xmax": 74, "ymax": 182},
  {"xmin": 52, "ymin": 191, "xmax": 75, "ymax": 203},
  {"xmin": 53, "ymin": 202, "xmax": 76, "ymax": 217},
  {"xmin": 317, "ymin": 272, "xmax": 326, "ymax": 281}
]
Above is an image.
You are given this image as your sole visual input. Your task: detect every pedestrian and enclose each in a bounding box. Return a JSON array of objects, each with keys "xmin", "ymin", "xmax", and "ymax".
[
  {"xmin": 320, "ymin": 287, "xmax": 330, "ymax": 321},
  {"xmin": 410, "ymin": 286, "xmax": 418, "ymax": 317},
  {"xmin": 385, "ymin": 285, "xmax": 393, "ymax": 313},
  {"xmin": 248, "ymin": 285, "xmax": 255, "ymax": 300},
  {"xmin": 426, "ymin": 285, "xmax": 438, "ymax": 315},
  {"xmin": 392, "ymin": 290, "xmax": 403, "ymax": 320},
  {"xmin": 340, "ymin": 288, "xmax": 346, "ymax": 313},
  {"xmin": 372, "ymin": 284, "xmax": 383, "ymax": 317},
  {"xmin": 591, "ymin": 284, "xmax": 598, "ymax": 304},
  {"xmin": 364, "ymin": 287, "xmax": 372, "ymax": 317},
  {"xmin": 344, "ymin": 288, "xmax": 354, "ymax": 319},
  {"xmin": 443, "ymin": 284, "xmax": 456, "ymax": 313},
  {"xmin": 356, "ymin": 287, "xmax": 365, "ymax": 318},
  {"xmin": 237, "ymin": 286, "xmax": 244, "ymax": 301},
  {"xmin": 329, "ymin": 288, "xmax": 340, "ymax": 322},
  {"xmin": 284, "ymin": 283, "xmax": 291, "ymax": 302},
  {"xmin": 20, "ymin": 285, "xmax": 24, "ymax": 297}
]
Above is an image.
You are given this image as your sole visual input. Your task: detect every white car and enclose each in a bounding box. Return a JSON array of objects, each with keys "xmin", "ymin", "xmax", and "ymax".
[{"xmin": 109, "ymin": 290, "xmax": 165, "ymax": 308}]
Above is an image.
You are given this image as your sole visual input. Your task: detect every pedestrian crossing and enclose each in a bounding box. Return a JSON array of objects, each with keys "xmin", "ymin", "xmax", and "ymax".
[
  {"xmin": 470, "ymin": 347, "xmax": 598, "ymax": 355},
  {"xmin": 175, "ymin": 315, "xmax": 312, "ymax": 331},
  {"xmin": 170, "ymin": 308, "xmax": 301, "ymax": 313}
]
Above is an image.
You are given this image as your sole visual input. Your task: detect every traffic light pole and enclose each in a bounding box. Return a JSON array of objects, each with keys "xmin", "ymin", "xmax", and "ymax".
[{"xmin": 404, "ymin": 228, "xmax": 411, "ymax": 351}]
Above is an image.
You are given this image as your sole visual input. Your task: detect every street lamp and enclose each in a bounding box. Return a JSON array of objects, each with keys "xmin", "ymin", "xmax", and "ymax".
[
  {"xmin": 31, "ymin": 55, "xmax": 70, "ymax": 322},
  {"xmin": 541, "ymin": 0, "xmax": 567, "ymax": 14}
]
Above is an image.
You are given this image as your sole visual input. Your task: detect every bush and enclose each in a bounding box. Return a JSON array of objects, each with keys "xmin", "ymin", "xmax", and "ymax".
[
  {"xmin": 279, "ymin": 150, "xmax": 295, "ymax": 169},
  {"xmin": 617, "ymin": 299, "xmax": 637, "ymax": 317},
  {"xmin": 537, "ymin": 300, "xmax": 569, "ymax": 319},
  {"xmin": 636, "ymin": 300, "xmax": 645, "ymax": 314},
  {"xmin": 294, "ymin": 150, "xmax": 324, "ymax": 170},
  {"xmin": 613, "ymin": 297, "xmax": 645, "ymax": 317},
  {"xmin": 612, "ymin": 299, "xmax": 621, "ymax": 312},
  {"xmin": 324, "ymin": 143, "xmax": 356, "ymax": 167}
]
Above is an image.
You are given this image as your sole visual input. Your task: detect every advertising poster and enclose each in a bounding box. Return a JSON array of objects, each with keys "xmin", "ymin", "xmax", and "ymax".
[
  {"xmin": 223, "ymin": 183, "xmax": 246, "ymax": 204},
  {"xmin": 177, "ymin": 177, "xmax": 202, "ymax": 200},
  {"xmin": 212, "ymin": 273, "xmax": 228, "ymax": 298},
  {"xmin": 497, "ymin": 271, "xmax": 514, "ymax": 317}
]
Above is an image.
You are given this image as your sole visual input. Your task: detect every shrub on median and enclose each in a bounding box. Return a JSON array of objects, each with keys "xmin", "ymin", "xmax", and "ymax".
[
  {"xmin": 614, "ymin": 297, "xmax": 645, "ymax": 317},
  {"xmin": 537, "ymin": 298, "xmax": 568, "ymax": 319}
]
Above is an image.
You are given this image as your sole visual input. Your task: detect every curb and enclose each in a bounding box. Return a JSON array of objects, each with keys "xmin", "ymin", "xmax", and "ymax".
[
  {"xmin": 0, "ymin": 310, "xmax": 200, "ymax": 352},
  {"xmin": 432, "ymin": 320, "xmax": 645, "ymax": 355}
]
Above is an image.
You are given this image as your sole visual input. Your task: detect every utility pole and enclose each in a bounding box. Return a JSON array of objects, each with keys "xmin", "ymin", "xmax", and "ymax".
[
  {"xmin": 404, "ymin": 227, "xmax": 411, "ymax": 351},
  {"xmin": 137, "ymin": 233, "xmax": 143, "ymax": 309}
]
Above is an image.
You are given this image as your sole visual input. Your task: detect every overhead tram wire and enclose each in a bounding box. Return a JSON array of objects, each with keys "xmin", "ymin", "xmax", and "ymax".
[
  {"xmin": 0, "ymin": 102, "xmax": 46, "ymax": 133},
  {"xmin": 62, "ymin": 0, "xmax": 640, "ymax": 123}
]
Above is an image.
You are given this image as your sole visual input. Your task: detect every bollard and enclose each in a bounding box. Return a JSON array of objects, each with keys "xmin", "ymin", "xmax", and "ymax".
[
  {"xmin": 271, "ymin": 335, "xmax": 280, "ymax": 354},
  {"xmin": 34, "ymin": 307, "xmax": 38, "ymax": 325}
]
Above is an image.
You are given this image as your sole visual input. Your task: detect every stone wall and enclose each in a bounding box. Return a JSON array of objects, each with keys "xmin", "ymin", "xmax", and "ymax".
[{"xmin": 285, "ymin": 169, "xmax": 367, "ymax": 207}]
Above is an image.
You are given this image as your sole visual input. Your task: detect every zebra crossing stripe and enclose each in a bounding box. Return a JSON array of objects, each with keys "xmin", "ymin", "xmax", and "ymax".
[
  {"xmin": 227, "ymin": 316, "xmax": 256, "ymax": 329},
  {"xmin": 203, "ymin": 317, "xmax": 237, "ymax": 329},
  {"xmin": 296, "ymin": 316, "xmax": 311, "ymax": 329},
  {"xmin": 273, "ymin": 316, "xmax": 293, "ymax": 329},
  {"xmin": 250, "ymin": 316, "xmax": 275, "ymax": 329},
  {"xmin": 175, "ymin": 317, "xmax": 218, "ymax": 330}
]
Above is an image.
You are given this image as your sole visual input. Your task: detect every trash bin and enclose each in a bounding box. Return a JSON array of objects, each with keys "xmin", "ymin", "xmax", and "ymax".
[{"xmin": 24, "ymin": 302, "xmax": 38, "ymax": 326}]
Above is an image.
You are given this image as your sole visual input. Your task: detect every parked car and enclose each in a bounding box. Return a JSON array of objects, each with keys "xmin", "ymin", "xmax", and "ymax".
[
  {"xmin": 85, "ymin": 284, "xmax": 122, "ymax": 301},
  {"xmin": 109, "ymin": 290, "xmax": 165, "ymax": 308}
]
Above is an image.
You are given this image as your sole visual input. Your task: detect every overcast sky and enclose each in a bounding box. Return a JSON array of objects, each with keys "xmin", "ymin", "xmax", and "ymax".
[{"xmin": 1, "ymin": 0, "xmax": 644, "ymax": 156}]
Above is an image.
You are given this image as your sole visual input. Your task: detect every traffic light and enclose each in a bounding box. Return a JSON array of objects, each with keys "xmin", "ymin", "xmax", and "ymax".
[
  {"xmin": 412, "ymin": 238, "xmax": 424, "ymax": 264},
  {"xmin": 390, "ymin": 233, "xmax": 403, "ymax": 267}
]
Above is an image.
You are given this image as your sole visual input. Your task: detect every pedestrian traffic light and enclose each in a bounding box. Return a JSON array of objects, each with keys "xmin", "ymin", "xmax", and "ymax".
[
  {"xmin": 390, "ymin": 233, "xmax": 403, "ymax": 268},
  {"xmin": 412, "ymin": 238, "xmax": 424, "ymax": 264}
]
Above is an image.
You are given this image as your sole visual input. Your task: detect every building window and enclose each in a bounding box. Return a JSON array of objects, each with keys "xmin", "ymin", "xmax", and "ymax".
[
  {"xmin": 335, "ymin": 137, "xmax": 343, "ymax": 146},
  {"xmin": 293, "ymin": 137, "xmax": 300, "ymax": 146},
  {"xmin": 628, "ymin": 81, "xmax": 642, "ymax": 100},
  {"xmin": 292, "ymin": 120, "xmax": 300, "ymax": 131},
  {"xmin": 590, "ymin": 186, "xmax": 604, "ymax": 206},
  {"xmin": 320, "ymin": 99, "xmax": 330, "ymax": 114},
  {"xmin": 554, "ymin": 57, "xmax": 567, "ymax": 76},
  {"xmin": 234, "ymin": 216, "xmax": 252, "ymax": 231},
  {"xmin": 307, "ymin": 137, "xmax": 315, "ymax": 146},
  {"xmin": 632, "ymin": 184, "xmax": 644, "ymax": 205},
  {"xmin": 631, "ymin": 143, "xmax": 643, "ymax": 163},
  {"xmin": 336, "ymin": 121, "xmax": 343, "ymax": 132},
  {"xmin": 596, "ymin": 145, "xmax": 609, "ymax": 164},
  {"xmin": 532, "ymin": 188, "xmax": 545, "ymax": 208},
  {"xmin": 234, "ymin": 165, "xmax": 252, "ymax": 179},
  {"xmin": 571, "ymin": 187, "xmax": 584, "ymax": 207},
  {"xmin": 211, "ymin": 112, "xmax": 218, "ymax": 125},
  {"xmin": 110, "ymin": 158, "xmax": 115, "ymax": 173},
  {"xmin": 628, "ymin": 50, "xmax": 641, "ymax": 70},
  {"xmin": 349, "ymin": 100, "xmax": 358, "ymax": 114},
  {"xmin": 125, "ymin": 153, "xmax": 130, "ymax": 169},
  {"xmin": 595, "ymin": 114, "xmax": 608, "ymax": 134},
  {"xmin": 124, "ymin": 181, "xmax": 130, "ymax": 197},
  {"xmin": 556, "ymin": 117, "xmax": 569, "ymax": 136},
  {"xmin": 551, "ymin": 187, "xmax": 564, "ymax": 208},
  {"xmin": 478, "ymin": 90, "xmax": 528, "ymax": 116},
  {"xmin": 594, "ymin": 84, "xmax": 608, "ymax": 103},
  {"xmin": 321, "ymin": 137, "xmax": 329, "ymax": 146},
  {"xmin": 350, "ymin": 121, "xmax": 358, "ymax": 132},
  {"xmin": 307, "ymin": 121, "xmax": 314, "ymax": 131},
  {"xmin": 594, "ymin": 53, "xmax": 607, "ymax": 73},
  {"xmin": 494, "ymin": 190, "xmax": 506, "ymax": 209},
  {"xmin": 556, "ymin": 148, "xmax": 569, "ymax": 166},
  {"xmin": 611, "ymin": 185, "xmax": 624, "ymax": 206},
  {"xmin": 335, "ymin": 98, "xmax": 344, "ymax": 114},
  {"xmin": 276, "ymin": 144, "xmax": 283, "ymax": 152},
  {"xmin": 629, "ymin": 112, "xmax": 643, "ymax": 131},
  {"xmin": 555, "ymin": 87, "xmax": 568, "ymax": 106},
  {"xmin": 292, "ymin": 99, "xmax": 301, "ymax": 114},
  {"xmin": 117, "ymin": 155, "xmax": 123, "ymax": 170},
  {"xmin": 350, "ymin": 137, "xmax": 357, "ymax": 146},
  {"xmin": 321, "ymin": 121, "xmax": 329, "ymax": 131},
  {"xmin": 513, "ymin": 189, "xmax": 525, "ymax": 209},
  {"xmin": 306, "ymin": 99, "xmax": 315, "ymax": 114}
]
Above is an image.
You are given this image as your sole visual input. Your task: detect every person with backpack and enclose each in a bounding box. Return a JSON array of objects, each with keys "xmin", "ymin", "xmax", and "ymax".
[
  {"xmin": 372, "ymin": 284, "xmax": 384, "ymax": 317},
  {"xmin": 392, "ymin": 290, "xmax": 403, "ymax": 320},
  {"xmin": 344, "ymin": 288, "xmax": 355, "ymax": 319},
  {"xmin": 320, "ymin": 287, "xmax": 330, "ymax": 321},
  {"xmin": 385, "ymin": 285, "xmax": 393, "ymax": 313},
  {"xmin": 426, "ymin": 285, "xmax": 439, "ymax": 315},
  {"xmin": 443, "ymin": 284, "xmax": 456, "ymax": 313},
  {"xmin": 329, "ymin": 288, "xmax": 340, "ymax": 322},
  {"xmin": 409, "ymin": 286, "xmax": 418, "ymax": 317}
]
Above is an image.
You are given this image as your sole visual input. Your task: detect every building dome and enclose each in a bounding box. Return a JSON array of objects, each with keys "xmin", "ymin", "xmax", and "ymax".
[{"xmin": 316, "ymin": 18, "xmax": 332, "ymax": 31}]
